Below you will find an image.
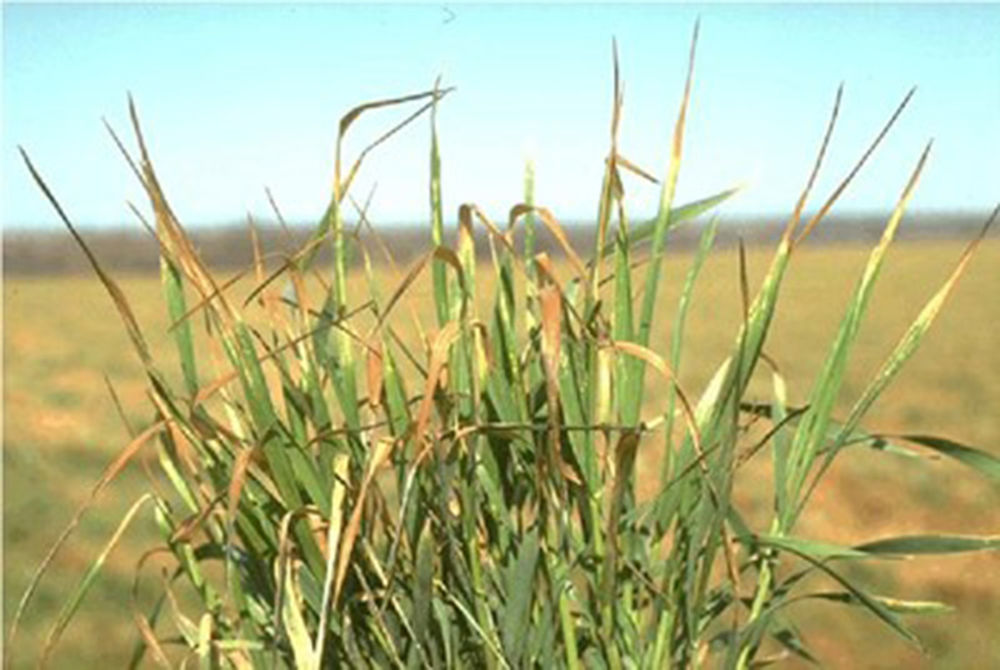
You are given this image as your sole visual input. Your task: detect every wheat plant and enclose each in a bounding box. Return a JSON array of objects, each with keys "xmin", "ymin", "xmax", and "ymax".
[{"xmin": 8, "ymin": 24, "xmax": 1000, "ymax": 669}]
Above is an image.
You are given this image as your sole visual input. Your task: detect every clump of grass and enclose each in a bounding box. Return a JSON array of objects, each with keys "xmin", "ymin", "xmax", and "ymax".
[{"xmin": 9, "ymin": 23, "xmax": 1000, "ymax": 669}]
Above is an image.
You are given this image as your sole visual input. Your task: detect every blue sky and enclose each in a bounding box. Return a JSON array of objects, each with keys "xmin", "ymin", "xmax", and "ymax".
[{"xmin": 3, "ymin": 3, "xmax": 998, "ymax": 230}]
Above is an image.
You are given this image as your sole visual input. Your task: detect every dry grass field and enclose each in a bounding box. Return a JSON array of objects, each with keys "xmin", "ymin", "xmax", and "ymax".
[{"xmin": 4, "ymin": 234, "xmax": 999, "ymax": 668}]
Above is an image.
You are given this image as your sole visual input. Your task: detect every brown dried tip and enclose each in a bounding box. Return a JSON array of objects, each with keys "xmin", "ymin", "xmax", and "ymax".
[
  {"xmin": 795, "ymin": 86, "xmax": 918, "ymax": 247},
  {"xmin": 672, "ymin": 19, "xmax": 699, "ymax": 162}
]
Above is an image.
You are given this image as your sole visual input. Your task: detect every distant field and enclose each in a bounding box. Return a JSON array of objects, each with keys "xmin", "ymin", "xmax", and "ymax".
[
  {"xmin": 4, "ymin": 234, "xmax": 999, "ymax": 668},
  {"xmin": 2, "ymin": 213, "xmax": 988, "ymax": 275}
]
